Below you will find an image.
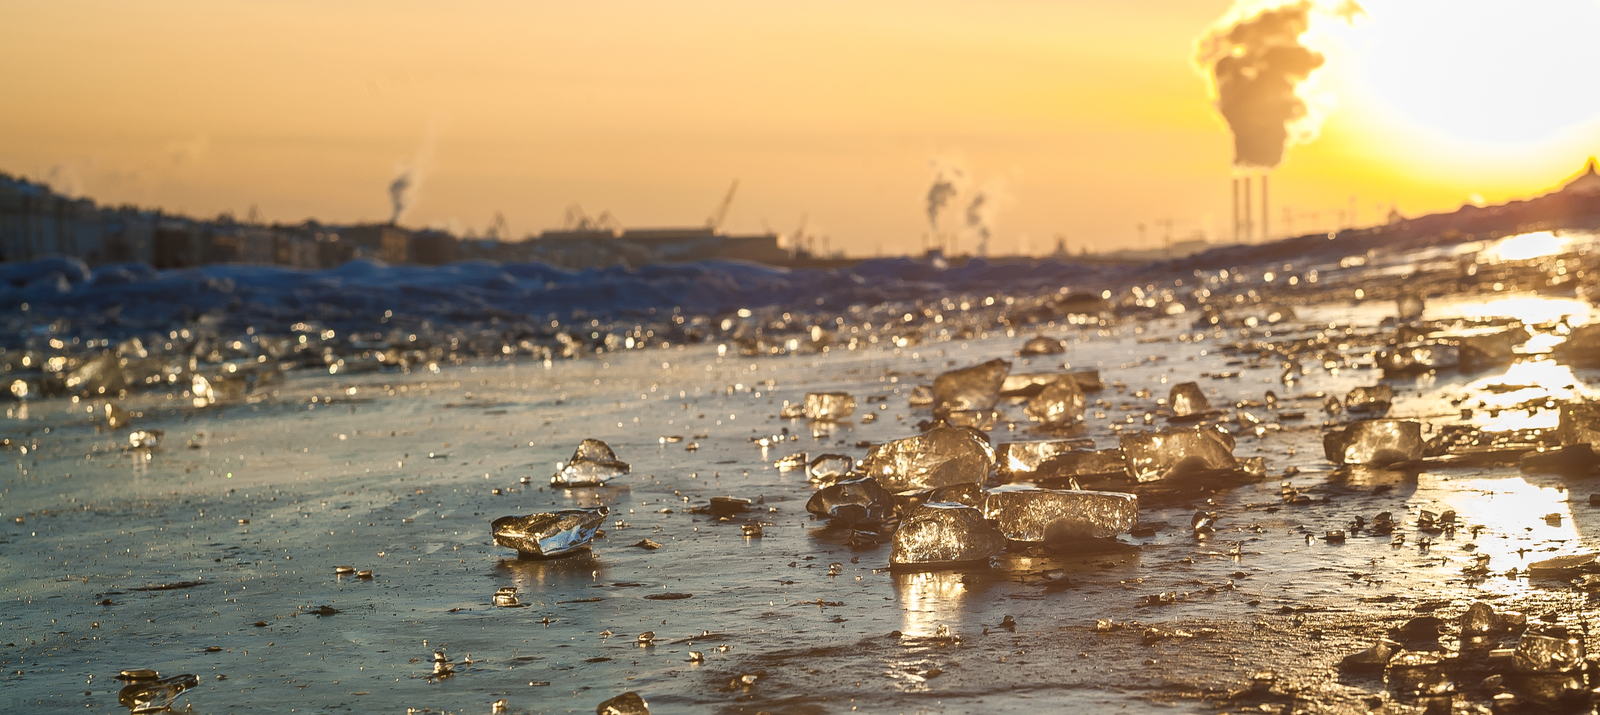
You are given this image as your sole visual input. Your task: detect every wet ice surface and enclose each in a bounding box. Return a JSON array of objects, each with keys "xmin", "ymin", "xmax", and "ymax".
[{"xmin": 4, "ymin": 232, "xmax": 1600, "ymax": 713}]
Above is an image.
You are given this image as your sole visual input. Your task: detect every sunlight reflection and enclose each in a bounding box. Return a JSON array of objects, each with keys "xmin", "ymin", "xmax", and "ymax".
[
  {"xmin": 1480, "ymin": 231, "xmax": 1570, "ymax": 263},
  {"xmin": 1424, "ymin": 293, "xmax": 1594, "ymax": 326},
  {"xmin": 1423, "ymin": 474, "xmax": 1583, "ymax": 595},
  {"xmin": 893, "ymin": 570, "xmax": 969, "ymax": 637},
  {"xmin": 1465, "ymin": 360, "xmax": 1598, "ymax": 432}
]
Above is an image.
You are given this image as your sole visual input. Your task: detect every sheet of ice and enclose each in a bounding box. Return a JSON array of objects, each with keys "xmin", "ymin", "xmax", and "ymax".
[
  {"xmin": 981, "ymin": 484, "xmax": 1137, "ymax": 541},
  {"xmin": 490, "ymin": 507, "xmax": 609, "ymax": 558},
  {"xmin": 889, "ymin": 503, "xmax": 1006, "ymax": 568},
  {"xmin": 1323, "ymin": 420, "xmax": 1424, "ymax": 466},
  {"xmin": 856, "ymin": 426, "xmax": 993, "ymax": 491}
]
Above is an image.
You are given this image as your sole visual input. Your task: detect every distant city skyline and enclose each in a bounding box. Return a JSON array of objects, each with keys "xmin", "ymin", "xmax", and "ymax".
[{"xmin": 3, "ymin": 0, "xmax": 1599, "ymax": 256}]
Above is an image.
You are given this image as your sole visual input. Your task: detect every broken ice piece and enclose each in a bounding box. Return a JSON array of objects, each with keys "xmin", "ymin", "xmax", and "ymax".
[
  {"xmin": 1024, "ymin": 378, "xmax": 1086, "ymax": 427},
  {"xmin": 597, "ymin": 691, "xmax": 650, "ymax": 714},
  {"xmin": 1322, "ymin": 420, "xmax": 1424, "ymax": 466},
  {"xmin": 187, "ymin": 430, "xmax": 209, "ymax": 449},
  {"xmin": 908, "ymin": 385, "xmax": 934, "ymax": 406},
  {"xmin": 1377, "ymin": 342, "xmax": 1459, "ymax": 375},
  {"xmin": 931, "ymin": 358, "xmax": 1010, "ymax": 416},
  {"xmin": 890, "ymin": 503, "xmax": 1007, "ymax": 569},
  {"xmin": 1396, "ymin": 289, "xmax": 1425, "ymax": 321},
  {"xmin": 1336, "ymin": 640, "xmax": 1400, "ymax": 672},
  {"xmin": 803, "ymin": 392, "xmax": 856, "ymax": 421},
  {"xmin": 937, "ymin": 409, "xmax": 1000, "ymax": 431},
  {"xmin": 1525, "ymin": 553, "xmax": 1597, "ymax": 578},
  {"xmin": 856, "ymin": 426, "xmax": 993, "ymax": 491},
  {"xmin": 117, "ymin": 673, "xmax": 198, "ymax": 713},
  {"xmin": 708, "ymin": 496, "xmax": 752, "ymax": 514},
  {"xmin": 774, "ymin": 451, "xmax": 809, "ymax": 471},
  {"xmin": 551, "ymin": 439, "xmax": 630, "ymax": 487},
  {"xmin": 805, "ymin": 476, "xmax": 895, "ymax": 525},
  {"xmin": 894, "ymin": 482, "xmax": 985, "ymax": 514},
  {"xmin": 994, "ymin": 439, "xmax": 1102, "ymax": 480},
  {"xmin": 491, "ymin": 506, "xmax": 610, "ymax": 558},
  {"xmin": 806, "ymin": 453, "xmax": 855, "ymax": 483},
  {"xmin": 1344, "ymin": 385, "xmax": 1395, "ymax": 414},
  {"xmin": 1119, "ymin": 428, "xmax": 1238, "ymax": 482},
  {"xmin": 741, "ymin": 524, "xmax": 763, "ymax": 538},
  {"xmin": 128, "ymin": 429, "xmax": 163, "ymax": 449},
  {"xmin": 1459, "ymin": 601, "xmax": 1500, "ymax": 638},
  {"xmin": 1558, "ymin": 403, "xmax": 1600, "ymax": 449},
  {"xmin": 1513, "ymin": 634, "xmax": 1585, "ymax": 673},
  {"xmin": 1018, "ymin": 336, "xmax": 1065, "ymax": 355},
  {"xmin": 493, "ymin": 587, "xmax": 521, "ymax": 607},
  {"xmin": 981, "ymin": 485, "xmax": 1137, "ymax": 542},
  {"xmin": 1167, "ymin": 382, "xmax": 1210, "ymax": 420},
  {"xmin": 117, "ymin": 669, "xmax": 160, "ymax": 682}
]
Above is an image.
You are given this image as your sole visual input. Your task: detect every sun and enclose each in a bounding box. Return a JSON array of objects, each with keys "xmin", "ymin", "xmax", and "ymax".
[{"xmin": 1340, "ymin": 0, "xmax": 1600, "ymax": 148}]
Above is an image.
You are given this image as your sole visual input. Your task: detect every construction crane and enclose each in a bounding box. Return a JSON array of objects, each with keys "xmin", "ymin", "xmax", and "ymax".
[{"xmin": 706, "ymin": 179, "xmax": 739, "ymax": 232}]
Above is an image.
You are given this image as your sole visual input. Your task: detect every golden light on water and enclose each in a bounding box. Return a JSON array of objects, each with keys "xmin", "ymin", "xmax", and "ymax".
[
  {"xmin": 1467, "ymin": 360, "xmax": 1598, "ymax": 432},
  {"xmin": 1425, "ymin": 475, "xmax": 1581, "ymax": 592},
  {"xmin": 1479, "ymin": 231, "xmax": 1572, "ymax": 263},
  {"xmin": 1424, "ymin": 294, "xmax": 1595, "ymax": 326}
]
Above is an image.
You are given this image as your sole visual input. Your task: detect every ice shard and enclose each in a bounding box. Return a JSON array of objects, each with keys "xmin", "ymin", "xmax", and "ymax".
[
  {"xmin": 117, "ymin": 673, "xmax": 198, "ymax": 713},
  {"xmin": 806, "ymin": 476, "xmax": 896, "ymax": 525},
  {"xmin": 1395, "ymin": 289, "xmax": 1425, "ymax": 321},
  {"xmin": 1018, "ymin": 336, "xmax": 1065, "ymax": 355},
  {"xmin": 803, "ymin": 392, "xmax": 856, "ymax": 421},
  {"xmin": 1000, "ymin": 370, "xmax": 1102, "ymax": 397},
  {"xmin": 64, "ymin": 351, "xmax": 128, "ymax": 397},
  {"xmin": 491, "ymin": 506, "xmax": 609, "ymax": 558},
  {"xmin": 1344, "ymin": 385, "xmax": 1394, "ymax": 414},
  {"xmin": 1513, "ymin": 634, "xmax": 1585, "ymax": 673},
  {"xmin": 894, "ymin": 482, "xmax": 985, "ymax": 514},
  {"xmin": 994, "ymin": 439, "xmax": 1101, "ymax": 480},
  {"xmin": 981, "ymin": 485, "xmax": 1138, "ymax": 541},
  {"xmin": 908, "ymin": 385, "xmax": 935, "ymax": 406},
  {"xmin": 1323, "ymin": 420, "xmax": 1424, "ymax": 466},
  {"xmin": 890, "ymin": 503, "xmax": 1007, "ymax": 569},
  {"xmin": 931, "ymin": 358, "xmax": 1010, "ymax": 416},
  {"xmin": 774, "ymin": 451, "xmax": 808, "ymax": 471},
  {"xmin": 1119, "ymin": 428, "xmax": 1238, "ymax": 482},
  {"xmin": 597, "ymin": 691, "xmax": 650, "ymax": 715},
  {"xmin": 1167, "ymin": 382, "xmax": 1210, "ymax": 420},
  {"xmin": 1377, "ymin": 342, "xmax": 1459, "ymax": 375},
  {"xmin": 1456, "ymin": 327, "xmax": 1528, "ymax": 364},
  {"xmin": 806, "ymin": 453, "xmax": 855, "ymax": 483},
  {"xmin": 856, "ymin": 426, "xmax": 993, "ymax": 491},
  {"xmin": 1024, "ymin": 378, "xmax": 1086, "ymax": 427},
  {"xmin": 551, "ymin": 439, "xmax": 630, "ymax": 487}
]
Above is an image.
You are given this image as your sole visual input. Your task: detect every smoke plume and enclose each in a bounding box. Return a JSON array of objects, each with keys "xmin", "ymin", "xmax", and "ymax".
[
  {"xmin": 925, "ymin": 157, "xmax": 1010, "ymax": 256},
  {"xmin": 387, "ymin": 115, "xmax": 446, "ymax": 225},
  {"xmin": 1198, "ymin": 1, "xmax": 1353, "ymax": 168},
  {"xmin": 925, "ymin": 158, "xmax": 967, "ymax": 231},
  {"xmin": 388, "ymin": 173, "xmax": 412, "ymax": 224}
]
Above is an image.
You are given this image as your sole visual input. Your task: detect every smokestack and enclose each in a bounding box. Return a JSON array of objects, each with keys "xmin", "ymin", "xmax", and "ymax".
[
  {"xmin": 1261, "ymin": 173, "xmax": 1270, "ymax": 241},
  {"xmin": 1231, "ymin": 177, "xmax": 1240, "ymax": 243},
  {"xmin": 1243, "ymin": 176, "xmax": 1253, "ymax": 242}
]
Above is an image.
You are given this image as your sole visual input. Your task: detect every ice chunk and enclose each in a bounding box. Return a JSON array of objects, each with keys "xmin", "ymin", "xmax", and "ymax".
[
  {"xmin": 1322, "ymin": 420, "xmax": 1424, "ymax": 466},
  {"xmin": 994, "ymin": 439, "xmax": 1100, "ymax": 480},
  {"xmin": 803, "ymin": 392, "xmax": 856, "ymax": 420},
  {"xmin": 1338, "ymin": 639, "xmax": 1401, "ymax": 672},
  {"xmin": 774, "ymin": 451, "xmax": 808, "ymax": 471},
  {"xmin": 937, "ymin": 409, "xmax": 1000, "ymax": 431},
  {"xmin": 908, "ymin": 385, "xmax": 934, "ymax": 406},
  {"xmin": 491, "ymin": 506, "xmax": 609, "ymax": 558},
  {"xmin": 1396, "ymin": 289, "xmax": 1425, "ymax": 321},
  {"xmin": 103, "ymin": 403, "xmax": 132, "ymax": 429},
  {"xmin": 1167, "ymin": 382, "xmax": 1209, "ymax": 419},
  {"xmin": 981, "ymin": 485, "xmax": 1137, "ymax": 541},
  {"xmin": 1119, "ymin": 428, "xmax": 1238, "ymax": 482},
  {"xmin": 1344, "ymin": 384, "xmax": 1394, "ymax": 414},
  {"xmin": 895, "ymin": 483, "xmax": 985, "ymax": 513},
  {"xmin": 117, "ymin": 673, "xmax": 198, "ymax": 713},
  {"xmin": 551, "ymin": 439, "xmax": 630, "ymax": 487},
  {"xmin": 493, "ymin": 587, "xmax": 521, "ymax": 607},
  {"xmin": 128, "ymin": 429, "xmax": 164, "ymax": 450},
  {"xmin": 857, "ymin": 426, "xmax": 993, "ymax": 491},
  {"xmin": 1459, "ymin": 602, "xmax": 1497, "ymax": 638},
  {"xmin": 805, "ymin": 476, "xmax": 895, "ymax": 525},
  {"xmin": 1018, "ymin": 336, "xmax": 1065, "ymax": 355},
  {"xmin": 890, "ymin": 503, "xmax": 1007, "ymax": 569},
  {"xmin": 1377, "ymin": 342, "xmax": 1459, "ymax": 375},
  {"xmin": 64, "ymin": 351, "xmax": 128, "ymax": 396},
  {"xmin": 931, "ymin": 358, "xmax": 1010, "ymax": 416},
  {"xmin": 806, "ymin": 453, "xmax": 855, "ymax": 483},
  {"xmin": 1000, "ymin": 370, "xmax": 1102, "ymax": 397},
  {"xmin": 1513, "ymin": 634, "xmax": 1584, "ymax": 673},
  {"xmin": 1558, "ymin": 403, "xmax": 1600, "ymax": 449},
  {"xmin": 1456, "ymin": 327, "xmax": 1528, "ymax": 363},
  {"xmin": 1024, "ymin": 378, "xmax": 1086, "ymax": 427}
]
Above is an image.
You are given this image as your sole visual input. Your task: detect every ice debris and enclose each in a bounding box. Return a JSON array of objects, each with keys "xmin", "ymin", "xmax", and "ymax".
[
  {"xmin": 806, "ymin": 453, "xmax": 855, "ymax": 483},
  {"xmin": 857, "ymin": 426, "xmax": 993, "ymax": 491},
  {"xmin": 1119, "ymin": 428, "xmax": 1238, "ymax": 482},
  {"xmin": 1166, "ymin": 382, "xmax": 1211, "ymax": 421},
  {"xmin": 806, "ymin": 476, "xmax": 895, "ymax": 525},
  {"xmin": 1024, "ymin": 377, "xmax": 1086, "ymax": 427},
  {"xmin": 1343, "ymin": 384, "xmax": 1394, "ymax": 414},
  {"xmin": 117, "ymin": 673, "xmax": 198, "ymax": 713},
  {"xmin": 981, "ymin": 485, "xmax": 1138, "ymax": 541},
  {"xmin": 931, "ymin": 358, "xmax": 1009, "ymax": 416},
  {"xmin": 596, "ymin": 691, "xmax": 650, "ymax": 714},
  {"xmin": 551, "ymin": 439, "xmax": 630, "ymax": 487},
  {"xmin": 490, "ymin": 506, "xmax": 609, "ymax": 558},
  {"xmin": 994, "ymin": 439, "xmax": 1104, "ymax": 481},
  {"xmin": 128, "ymin": 429, "xmax": 163, "ymax": 450},
  {"xmin": 802, "ymin": 391, "xmax": 856, "ymax": 420},
  {"xmin": 1018, "ymin": 335, "xmax": 1065, "ymax": 355},
  {"xmin": 1513, "ymin": 633, "xmax": 1585, "ymax": 673},
  {"xmin": 1323, "ymin": 420, "xmax": 1424, "ymax": 466},
  {"xmin": 890, "ymin": 503, "xmax": 1006, "ymax": 569}
]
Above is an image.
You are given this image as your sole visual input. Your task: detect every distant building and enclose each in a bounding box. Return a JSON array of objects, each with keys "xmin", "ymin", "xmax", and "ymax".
[{"xmin": 1561, "ymin": 157, "xmax": 1600, "ymax": 195}]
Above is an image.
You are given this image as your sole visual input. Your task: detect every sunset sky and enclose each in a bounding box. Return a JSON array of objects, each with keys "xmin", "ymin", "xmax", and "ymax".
[{"xmin": 3, "ymin": 0, "xmax": 1599, "ymax": 256}]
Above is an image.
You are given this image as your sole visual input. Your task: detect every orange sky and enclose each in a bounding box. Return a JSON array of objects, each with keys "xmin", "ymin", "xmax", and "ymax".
[{"xmin": 2, "ymin": 0, "xmax": 1598, "ymax": 257}]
